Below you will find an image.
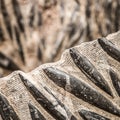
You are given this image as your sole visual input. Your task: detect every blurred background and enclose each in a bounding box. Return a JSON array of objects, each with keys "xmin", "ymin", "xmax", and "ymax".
[{"xmin": 0, "ymin": 0, "xmax": 120, "ymax": 76}]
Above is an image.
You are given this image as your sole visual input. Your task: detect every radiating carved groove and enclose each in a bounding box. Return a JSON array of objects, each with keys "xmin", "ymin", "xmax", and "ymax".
[
  {"xmin": 37, "ymin": 11, "xmax": 42, "ymax": 27},
  {"xmin": 44, "ymin": 87, "xmax": 77, "ymax": 120},
  {"xmin": 28, "ymin": 103, "xmax": 46, "ymax": 120},
  {"xmin": 11, "ymin": 0, "xmax": 25, "ymax": 32},
  {"xmin": 37, "ymin": 46, "xmax": 42, "ymax": 61},
  {"xmin": 43, "ymin": 67, "xmax": 120, "ymax": 117},
  {"xmin": 1, "ymin": 0, "xmax": 13, "ymax": 39},
  {"xmin": 14, "ymin": 26, "xmax": 25, "ymax": 64},
  {"xmin": 19, "ymin": 73, "xmax": 67, "ymax": 120},
  {"xmin": 0, "ymin": 93, "xmax": 20, "ymax": 120},
  {"xmin": 29, "ymin": 6, "xmax": 35, "ymax": 27},
  {"xmin": 69, "ymin": 48, "xmax": 112, "ymax": 96},
  {"xmin": 109, "ymin": 69, "xmax": 120, "ymax": 96},
  {"xmin": 0, "ymin": 25, "xmax": 4, "ymax": 41},
  {"xmin": 98, "ymin": 38, "xmax": 120, "ymax": 62},
  {"xmin": 0, "ymin": 52, "xmax": 20, "ymax": 71},
  {"xmin": 79, "ymin": 109, "xmax": 110, "ymax": 120}
]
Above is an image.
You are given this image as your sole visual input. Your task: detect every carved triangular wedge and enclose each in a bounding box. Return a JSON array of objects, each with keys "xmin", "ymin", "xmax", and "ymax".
[{"xmin": 0, "ymin": 31, "xmax": 120, "ymax": 119}]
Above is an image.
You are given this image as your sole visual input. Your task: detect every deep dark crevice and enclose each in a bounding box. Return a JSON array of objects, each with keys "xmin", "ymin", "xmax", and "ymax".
[{"xmin": 14, "ymin": 26, "xmax": 25, "ymax": 64}]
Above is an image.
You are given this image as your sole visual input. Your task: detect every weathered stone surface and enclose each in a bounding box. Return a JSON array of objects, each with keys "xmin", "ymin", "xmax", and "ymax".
[{"xmin": 0, "ymin": 31, "xmax": 120, "ymax": 119}]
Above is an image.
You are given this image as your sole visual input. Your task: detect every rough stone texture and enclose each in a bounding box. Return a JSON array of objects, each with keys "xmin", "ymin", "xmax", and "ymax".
[
  {"xmin": 0, "ymin": 31, "xmax": 120, "ymax": 119},
  {"xmin": 0, "ymin": 0, "xmax": 120, "ymax": 76}
]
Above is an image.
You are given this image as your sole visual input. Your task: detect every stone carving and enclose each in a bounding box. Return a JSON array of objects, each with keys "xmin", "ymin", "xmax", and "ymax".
[{"xmin": 0, "ymin": 31, "xmax": 120, "ymax": 119}]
